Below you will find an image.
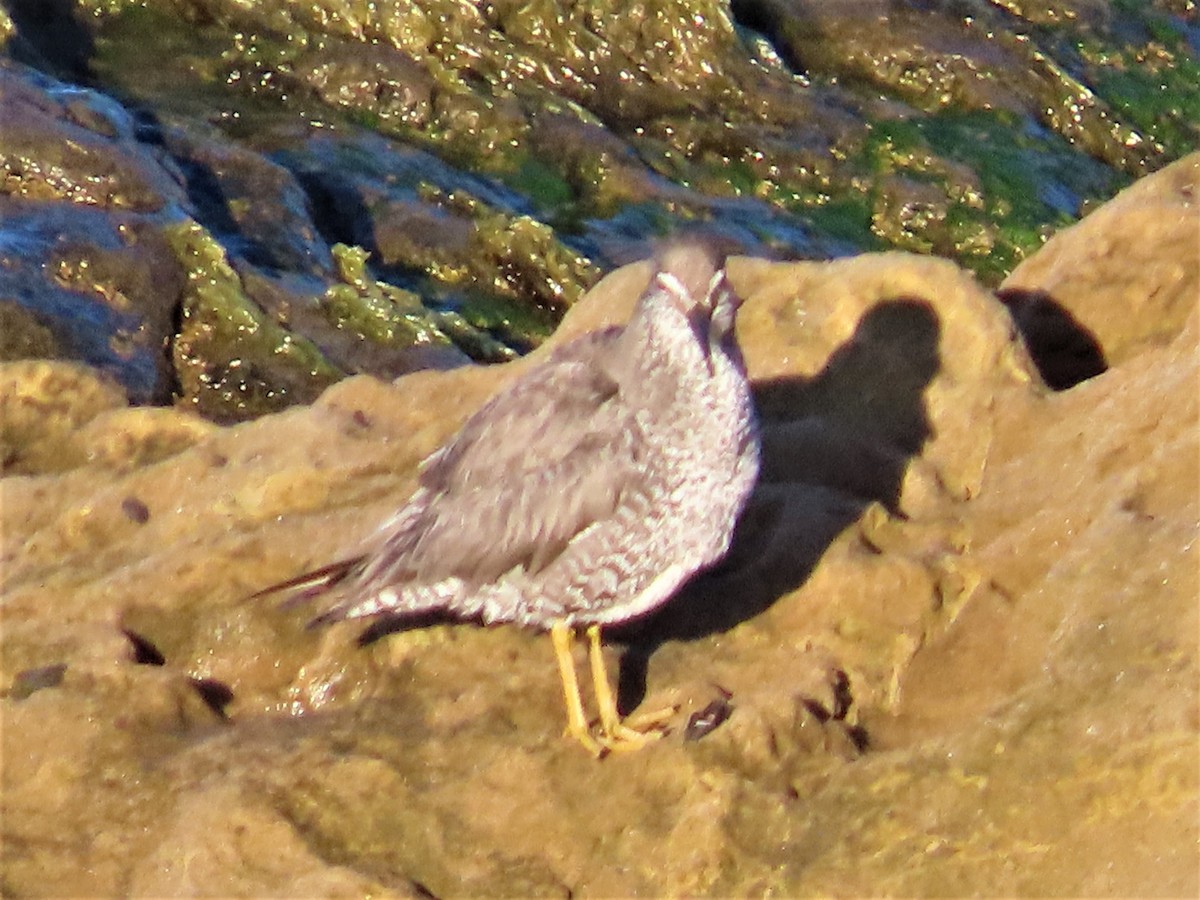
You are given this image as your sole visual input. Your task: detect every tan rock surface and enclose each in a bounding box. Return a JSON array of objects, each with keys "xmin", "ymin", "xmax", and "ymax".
[
  {"xmin": 1001, "ymin": 151, "xmax": 1199, "ymax": 385},
  {"xmin": 2, "ymin": 164, "xmax": 1196, "ymax": 895}
]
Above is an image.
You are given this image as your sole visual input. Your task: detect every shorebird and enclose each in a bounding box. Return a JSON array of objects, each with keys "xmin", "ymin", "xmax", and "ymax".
[{"xmin": 255, "ymin": 240, "xmax": 760, "ymax": 754}]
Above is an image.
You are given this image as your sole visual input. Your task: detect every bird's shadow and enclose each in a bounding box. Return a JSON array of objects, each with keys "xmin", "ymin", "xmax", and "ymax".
[{"xmin": 610, "ymin": 298, "xmax": 943, "ymax": 711}]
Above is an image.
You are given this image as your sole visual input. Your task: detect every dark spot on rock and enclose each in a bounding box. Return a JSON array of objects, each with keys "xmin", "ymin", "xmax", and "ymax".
[
  {"xmin": 1120, "ymin": 492, "xmax": 1156, "ymax": 522},
  {"xmin": 800, "ymin": 697, "xmax": 831, "ymax": 724},
  {"xmin": 121, "ymin": 496, "xmax": 151, "ymax": 523},
  {"xmin": 801, "ymin": 668, "xmax": 853, "ymax": 722},
  {"xmin": 684, "ymin": 694, "xmax": 734, "ymax": 741},
  {"xmin": 189, "ymin": 677, "xmax": 234, "ymax": 718},
  {"xmin": 797, "ymin": 669, "xmax": 869, "ymax": 753},
  {"xmin": 10, "ymin": 663, "xmax": 68, "ymax": 699},
  {"xmin": 123, "ymin": 629, "xmax": 166, "ymax": 666},
  {"xmin": 846, "ymin": 723, "xmax": 870, "ymax": 754},
  {"xmin": 829, "ymin": 668, "xmax": 853, "ymax": 720}
]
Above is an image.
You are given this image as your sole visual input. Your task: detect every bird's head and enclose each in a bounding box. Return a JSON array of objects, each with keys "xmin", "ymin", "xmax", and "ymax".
[{"xmin": 650, "ymin": 238, "xmax": 744, "ymax": 345}]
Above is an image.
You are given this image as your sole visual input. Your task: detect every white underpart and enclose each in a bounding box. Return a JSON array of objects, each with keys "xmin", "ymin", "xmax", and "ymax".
[{"xmin": 583, "ymin": 563, "xmax": 690, "ymax": 626}]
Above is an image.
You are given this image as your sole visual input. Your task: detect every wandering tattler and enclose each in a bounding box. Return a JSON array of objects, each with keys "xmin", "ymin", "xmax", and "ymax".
[{"xmin": 254, "ymin": 239, "xmax": 760, "ymax": 754}]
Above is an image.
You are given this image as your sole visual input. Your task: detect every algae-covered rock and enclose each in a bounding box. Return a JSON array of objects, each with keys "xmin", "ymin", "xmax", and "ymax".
[
  {"xmin": 0, "ymin": 301, "xmax": 58, "ymax": 361},
  {"xmin": 0, "ymin": 61, "xmax": 188, "ymax": 402},
  {"xmin": 166, "ymin": 219, "xmax": 345, "ymax": 422},
  {"xmin": 0, "ymin": 56, "xmax": 567, "ymax": 421},
  {"xmin": 4, "ymin": 0, "xmax": 1196, "ymax": 424}
]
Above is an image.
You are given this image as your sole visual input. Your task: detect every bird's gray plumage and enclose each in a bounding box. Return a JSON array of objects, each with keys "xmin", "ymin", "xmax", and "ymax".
[{"xmin": 271, "ymin": 240, "xmax": 760, "ymax": 633}]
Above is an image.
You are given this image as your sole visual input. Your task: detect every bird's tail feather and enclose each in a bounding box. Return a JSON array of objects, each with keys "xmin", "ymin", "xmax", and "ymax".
[{"xmin": 246, "ymin": 557, "xmax": 363, "ymax": 613}]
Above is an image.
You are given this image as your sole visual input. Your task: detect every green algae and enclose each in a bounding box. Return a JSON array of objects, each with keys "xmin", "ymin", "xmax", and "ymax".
[
  {"xmin": 503, "ymin": 157, "xmax": 576, "ymax": 215},
  {"xmin": 327, "ymin": 243, "xmax": 519, "ymax": 363},
  {"xmin": 166, "ymin": 219, "xmax": 526, "ymax": 421},
  {"xmin": 454, "ymin": 199, "xmax": 600, "ymax": 312},
  {"xmin": 1081, "ymin": 39, "xmax": 1200, "ymax": 162},
  {"xmin": 165, "ymin": 220, "xmax": 343, "ymax": 422},
  {"xmin": 325, "ymin": 243, "xmax": 451, "ymax": 347},
  {"xmin": 861, "ymin": 110, "xmax": 1129, "ymax": 282},
  {"xmin": 167, "ymin": 220, "xmax": 526, "ymax": 420},
  {"xmin": 796, "ymin": 197, "xmax": 885, "ymax": 252}
]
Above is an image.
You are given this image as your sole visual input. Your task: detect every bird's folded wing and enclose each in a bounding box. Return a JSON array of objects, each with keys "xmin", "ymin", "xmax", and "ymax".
[{"xmin": 395, "ymin": 348, "xmax": 647, "ymax": 585}]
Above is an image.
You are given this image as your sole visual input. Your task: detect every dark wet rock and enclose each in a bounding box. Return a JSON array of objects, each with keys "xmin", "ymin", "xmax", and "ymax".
[
  {"xmin": 280, "ymin": 131, "xmax": 599, "ymax": 316},
  {"xmin": 165, "ymin": 220, "xmax": 344, "ymax": 422},
  {"xmin": 0, "ymin": 60, "xmax": 189, "ymax": 402},
  {"xmin": 77, "ymin": 0, "xmax": 1191, "ymax": 289},
  {"xmin": 0, "ymin": 300, "xmax": 58, "ymax": 359},
  {"xmin": 236, "ymin": 263, "xmax": 475, "ymax": 381},
  {"xmin": 0, "ymin": 59, "xmax": 186, "ymax": 210},
  {"xmin": 0, "ymin": 199, "xmax": 185, "ymax": 404},
  {"xmin": 0, "ymin": 57, "xmax": 541, "ymax": 420},
  {"xmin": 159, "ymin": 123, "xmax": 337, "ymax": 276}
]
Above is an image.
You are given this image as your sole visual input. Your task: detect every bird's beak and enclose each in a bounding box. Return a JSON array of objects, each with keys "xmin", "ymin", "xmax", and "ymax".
[{"xmin": 654, "ymin": 271, "xmax": 695, "ymax": 316}]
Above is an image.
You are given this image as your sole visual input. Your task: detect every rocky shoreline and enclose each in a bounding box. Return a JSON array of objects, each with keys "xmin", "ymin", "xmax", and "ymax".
[{"xmin": 1, "ymin": 152, "xmax": 1196, "ymax": 895}]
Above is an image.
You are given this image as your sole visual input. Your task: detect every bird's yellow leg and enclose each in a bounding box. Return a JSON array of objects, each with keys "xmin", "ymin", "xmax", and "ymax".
[
  {"xmin": 550, "ymin": 622, "xmax": 602, "ymax": 756},
  {"xmin": 586, "ymin": 624, "xmax": 673, "ymax": 750}
]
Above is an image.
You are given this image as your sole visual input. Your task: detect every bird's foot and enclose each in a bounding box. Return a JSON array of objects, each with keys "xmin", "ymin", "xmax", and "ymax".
[
  {"xmin": 593, "ymin": 704, "xmax": 677, "ymax": 753},
  {"xmin": 585, "ymin": 623, "xmax": 677, "ymax": 752},
  {"xmin": 561, "ymin": 709, "xmax": 674, "ymax": 756},
  {"xmin": 552, "ymin": 622, "xmax": 679, "ymax": 756}
]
